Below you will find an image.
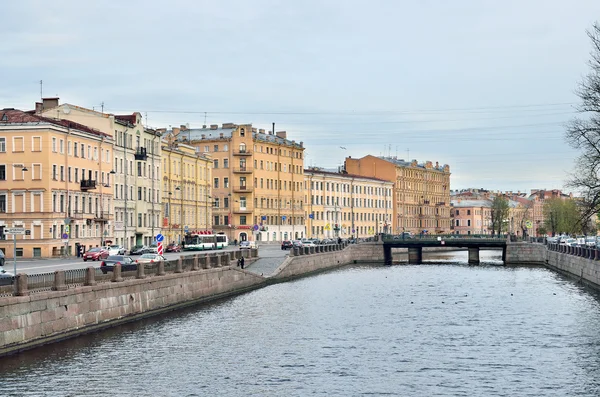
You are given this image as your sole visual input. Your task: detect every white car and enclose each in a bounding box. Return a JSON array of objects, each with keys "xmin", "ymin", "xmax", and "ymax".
[
  {"xmin": 239, "ymin": 241, "xmax": 256, "ymax": 249},
  {"xmin": 107, "ymin": 245, "xmax": 126, "ymax": 256},
  {"xmin": 301, "ymin": 240, "xmax": 316, "ymax": 247}
]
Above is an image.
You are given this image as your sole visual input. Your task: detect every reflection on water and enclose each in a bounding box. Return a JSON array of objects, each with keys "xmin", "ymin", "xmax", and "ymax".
[{"xmin": 3, "ymin": 251, "xmax": 600, "ymax": 396}]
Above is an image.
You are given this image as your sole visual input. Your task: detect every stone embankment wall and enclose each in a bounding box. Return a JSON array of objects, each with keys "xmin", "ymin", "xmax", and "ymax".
[{"xmin": 504, "ymin": 242, "xmax": 546, "ymax": 265}]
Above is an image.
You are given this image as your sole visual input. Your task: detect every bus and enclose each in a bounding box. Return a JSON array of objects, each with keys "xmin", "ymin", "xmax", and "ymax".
[
  {"xmin": 184, "ymin": 233, "xmax": 216, "ymax": 251},
  {"xmin": 215, "ymin": 233, "xmax": 229, "ymax": 249}
]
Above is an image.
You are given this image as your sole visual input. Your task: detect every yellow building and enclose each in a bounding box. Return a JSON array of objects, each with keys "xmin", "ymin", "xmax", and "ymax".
[
  {"xmin": 161, "ymin": 136, "xmax": 212, "ymax": 244},
  {"xmin": 169, "ymin": 123, "xmax": 305, "ymax": 242},
  {"xmin": 0, "ymin": 103, "xmax": 113, "ymax": 258},
  {"xmin": 304, "ymin": 169, "xmax": 393, "ymax": 239},
  {"xmin": 345, "ymin": 155, "xmax": 451, "ymax": 235},
  {"xmin": 40, "ymin": 100, "xmax": 163, "ymax": 249}
]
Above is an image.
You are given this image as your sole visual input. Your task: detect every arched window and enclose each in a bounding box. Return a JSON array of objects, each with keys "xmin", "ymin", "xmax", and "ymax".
[
  {"xmin": 240, "ymin": 128, "xmax": 245, "ymax": 137},
  {"xmin": 239, "ymin": 143, "xmax": 246, "ymax": 153}
]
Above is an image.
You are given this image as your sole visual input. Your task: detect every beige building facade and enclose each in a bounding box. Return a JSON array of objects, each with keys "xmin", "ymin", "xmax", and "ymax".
[
  {"xmin": 0, "ymin": 104, "xmax": 113, "ymax": 258},
  {"xmin": 161, "ymin": 138, "xmax": 212, "ymax": 245},
  {"xmin": 304, "ymin": 169, "xmax": 393, "ymax": 239},
  {"xmin": 41, "ymin": 101, "xmax": 163, "ymax": 249},
  {"xmin": 345, "ymin": 155, "xmax": 451, "ymax": 235},
  {"xmin": 169, "ymin": 123, "xmax": 305, "ymax": 242}
]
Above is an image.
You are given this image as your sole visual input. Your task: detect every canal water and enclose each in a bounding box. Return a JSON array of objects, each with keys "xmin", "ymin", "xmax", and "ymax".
[{"xmin": 3, "ymin": 250, "xmax": 600, "ymax": 396}]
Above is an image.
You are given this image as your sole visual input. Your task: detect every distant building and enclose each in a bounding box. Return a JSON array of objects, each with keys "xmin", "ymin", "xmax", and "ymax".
[
  {"xmin": 168, "ymin": 124, "xmax": 305, "ymax": 242},
  {"xmin": 304, "ymin": 168, "xmax": 393, "ymax": 239},
  {"xmin": 344, "ymin": 155, "xmax": 451, "ymax": 234},
  {"xmin": 450, "ymin": 199, "xmax": 492, "ymax": 235}
]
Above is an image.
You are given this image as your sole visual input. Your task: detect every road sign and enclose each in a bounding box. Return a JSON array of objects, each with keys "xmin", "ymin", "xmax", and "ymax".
[
  {"xmin": 25, "ymin": 230, "xmax": 31, "ymax": 236},
  {"xmin": 156, "ymin": 233, "xmax": 164, "ymax": 242},
  {"xmin": 61, "ymin": 233, "xmax": 69, "ymax": 239},
  {"xmin": 65, "ymin": 225, "xmax": 70, "ymax": 234},
  {"xmin": 4, "ymin": 227, "xmax": 25, "ymax": 235},
  {"xmin": 62, "ymin": 239, "xmax": 69, "ymax": 243},
  {"xmin": 525, "ymin": 220, "xmax": 533, "ymax": 229},
  {"xmin": 184, "ymin": 225, "xmax": 189, "ymax": 233},
  {"xmin": 157, "ymin": 242, "xmax": 164, "ymax": 255},
  {"xmin": 253, "ymin": 224, "xmax": 259, "ymax": 231},
  {"xmin": 282, "ymin": 216, "xmax": 287, "ymax": 221}
]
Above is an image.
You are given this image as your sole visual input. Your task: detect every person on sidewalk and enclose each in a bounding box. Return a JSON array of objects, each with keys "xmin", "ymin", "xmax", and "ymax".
[{"xmin": 240, "ymin": 256, "xmax": 245, "ymax": 269}]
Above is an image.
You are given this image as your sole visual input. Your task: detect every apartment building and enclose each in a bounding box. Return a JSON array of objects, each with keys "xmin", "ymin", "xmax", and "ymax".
[
  {"xmin": 304, "ymin": 169, "xmax": 393, "ymax": 239},
  {"xmin": 161, "ymin": 137, "xmax": 212, "ymax": 244},
  {"xmin": 40, "ymin": 100, "xmax": 162, "ymax": 249},
  {"xmin": 450, "ymin": 199, "xmax": 492, "ymax": 235},
  {"xmin": 344, "ymin": 155, "xmax": 451, "ymax": 235},
  {"xmin": 169, "ymin": 123, "xmax": 305, "ymax": 242},
  {"xmin": 0, "ymin": 105, "xmax": 113, "ymax": 258}
]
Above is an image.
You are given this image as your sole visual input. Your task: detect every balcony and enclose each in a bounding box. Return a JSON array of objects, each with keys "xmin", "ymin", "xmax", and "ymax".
[
  {"xmin": 233, "ymin": 166, "xmax": 253, "ymax": 174},
  {"xmin": 70, "ymin": 210, "xmax": 86, "ymax": 220},
  {"xmin": 233, "ymin": 185, "xmax": 254, "ymax": 193},
  {"xmin": 233, "ymin": 149, "xmax": 252, "ymax": 156},
  {"xmin": 94, "ymin": 211, "xmax": 112, "ymax": 222},
  {"xmin": 80, "ymin": 179, "xmax": 97, "ymax": 191},
  {"xmin": 134, "ymin": 147, "xmax": 148, "ymax": 160},
  {"xmin": 233, "ymin": 206, "xmax": 253, "ymax": 214}
]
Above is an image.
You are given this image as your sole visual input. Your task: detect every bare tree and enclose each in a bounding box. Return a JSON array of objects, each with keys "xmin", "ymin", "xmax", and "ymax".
[
  {"xmin": 566, "ymin": 22, "xmax": 600, "ymax": 224},
  {"xmin": 490, "ymin": 196, "xmax": 510, "ymax": 236},
  {"xmin": 515, "ymin": 200, "xmax": 534, "ymax": 238}
]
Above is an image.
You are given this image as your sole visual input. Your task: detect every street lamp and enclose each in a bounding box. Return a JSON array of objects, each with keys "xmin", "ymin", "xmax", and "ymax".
[
  {"xmin": 176, "ymin": 186, "xmax": 183, "ymax": 243},
  {"xmin": 13, "ymin": 166, "xmax": 28, "ymax": 289}
]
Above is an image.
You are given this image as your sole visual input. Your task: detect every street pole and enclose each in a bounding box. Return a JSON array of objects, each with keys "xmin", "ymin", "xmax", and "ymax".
[{"xmin": 13, "ymin": 234, "xmax": 16, "ymax": 278}]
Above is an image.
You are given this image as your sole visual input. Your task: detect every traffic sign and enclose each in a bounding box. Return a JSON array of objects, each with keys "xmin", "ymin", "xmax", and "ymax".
[
  {"xmin": 156, "ymin": 233, "xmax": 164, "ymax": 242},
  {"xmin": 525, "ymin": 220, "xmax": 533, "ymax": 229},
  {"xmin": 282, "ymin": 216, "xmax": 287, "ymax": 221},
  {"xmin": 4, "ymin": 227, "xmax": 25, "ymax": 235},
  {"xmin": 253, "ymin": 224, "xmax": 259, "ymax": 231},
  {"xmin": 62, "ymin": 239, "xmax": 69, "ymax": 243},
  {"xmin": 61, "ymin": 233, "xmax": 69, "ymax": 239},
  {"xmin": 157, "ymin": 242, "xmax": 164, "ymax": 255},
  {"xmin": 65, "ymin": 225, "xmax": 70, "ymax": 234},
  {"xmin": 184, "ymin": 225, "xmax": 189, "ymax": 233}
]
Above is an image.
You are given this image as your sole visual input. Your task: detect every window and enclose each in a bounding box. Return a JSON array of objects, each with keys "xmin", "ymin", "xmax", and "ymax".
[
  {"xmin": 240, "ymin": 128, "xmax": 245, "ymax": 137},
  {"xmin": 240, "ymin": 215, "xmax": 247, "ymax": 225},
  {"xmin": 223, "ymin": 158, "xmax": 229, "ymax": 168},
  {"xmin": 467, "ymin": 210, "xmax": 471, "ymax": 215},
  {"xmin": 59, "ymin": 139, "xmax": 64, "ymax": 154},
  {"xmin": 52, "ymin": 165, "xmax": 58, "ymax": 180},
  {"xmin": 214, "ymin": 145, "xmax": 219, "ymax": 152},
  {"xmin": 239, "ymin": 143, "xmax": 246, "ymax": 153},
  {"xmin": 0, "ymin": 137, "xmax": 5, "ymax": 152},
  {"xmin": 239, "ymin": 196, "xmax": 247, "ymax": 209},
  {"xmin": 204, "ymin": 145, "xmax": 209, "ymax": 152},
  {"xmin": 138, "ymin": 213, "xmax": 142, "ymax": 227},
  {"xmin": 0, "ymin": 165, "xmax": 4, "ymax": 180},
  {"xmin": 224, "ymin": 197, "xmax": 229, "ymax": 208},
  {"xmin": 224, "ymin": 215, "xmax": 229, "ymax": 225},
  {"xmin": 13, "ymin": 137, "xmax": 24, "ymax": 152},
  {"xmin": 214, "ymin": 198, "xmax": 220, "ymax": 208},
  {"xmin": 32, "ymin": 136, "xmax": 42, "ymax": 152},
  {"xmin": 60, "ymin": 165, "xmax": 64, "ymax": 181},
  {"xmin": 67, "ymin": 141, "xmax": 72, "ymax": 155},
  {"xmin": 80, "ymin": 143, "xmax": 85, "ymax": 158},
  {"xmin": 223, "ymin": 144, "xmax": 228, "ymax": 151},
  {"xmin": 138, "ymin": 187, "xmax": 142, "ymax": 200},
  {"xmin": 52, "ymin": 137, "xmax": 57, "ymax": 152},
  {"xmin": 74, "ymin": 142, "xmax": 78, "ymax": 157},
  {"xmin": 456, "ymin": 210, "xmax": 460, "ymax": 216},
  {"xmin": 0, "ymin": 194, "xmax": 5, "ymax": 212},
  {"xmin": 213, "ymin": 159, "xmax": 219, "ymax": 169},
  {"xmin": 138, "ymin": 162, "xmax": 142, "ymax": 176},
  {"xmin": 224, "ymin": 177, "xmax": 229, "ymax": 188},
  {"xmin": 214, "ymin": 215, "xmax": 220, "ymax": 226},
  {"xmin": 214, "ymin": 178, "xmax": 219, "ymax": 188},
  {"xmin": 467, "ymin": 219, "xmax": 471, "ymax": 227}
]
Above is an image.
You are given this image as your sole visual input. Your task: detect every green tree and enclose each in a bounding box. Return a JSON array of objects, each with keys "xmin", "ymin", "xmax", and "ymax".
[
  {"xmin": 565, "ymin": 22, "xmax": 600, "ymax": 225},
  {"xmin": 543, "ymin": 198, "xmax": 582, "ymax": 235},
  {"xmin": 490, "ymin": 196, "xmax": 510, "ymax": 235}
]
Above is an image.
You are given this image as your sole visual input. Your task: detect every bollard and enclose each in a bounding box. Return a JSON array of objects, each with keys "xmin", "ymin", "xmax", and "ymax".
[
  {"xmin": 15, "ymin": 273, "xmax": 29, "ymax": 296},
  {"xmin": 111, "ymin": 264, "xmax": 123, "ymax": 282},
  {"xmin": 175, "ymin": 257, "xmax": 183, "ymax": 273},
  {"xmin": 84, "ymin": 266, "xmax": 96, "ymax": 286},
  {"xmin": 136, "ymin": 261, "xmax": 146, "ymax": 279},
  {"xmin": 192, "ymin": 255, "xmax": 200, "ymax": 271},
  {"xmin": 52, "ymin": 270, "xmax": 67, "ymax": 291},
  {"xmin": 156, "ymin": 261, "xmax": 165, "ymax": 276},
  {"xmin": 292, "ymin": 247, "xmax": 298, "ymax": 256}
]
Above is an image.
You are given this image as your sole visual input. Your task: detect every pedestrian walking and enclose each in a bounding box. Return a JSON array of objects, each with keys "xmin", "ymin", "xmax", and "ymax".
[{"xmin": 240, "ymin": 256, "xmax": 245, "ymax": 269}]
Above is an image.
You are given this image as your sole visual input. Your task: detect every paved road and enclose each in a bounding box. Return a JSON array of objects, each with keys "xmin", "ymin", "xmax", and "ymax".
[
  {"xmin": 245, "ymin": 245, "xmax": 290, "ymax": 276},
  {"xmin": 4, "ymin": 245, "xmax": 246, "ymax": 275}
]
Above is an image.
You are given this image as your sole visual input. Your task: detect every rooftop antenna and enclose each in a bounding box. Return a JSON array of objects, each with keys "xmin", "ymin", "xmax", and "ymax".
[
  {"xmin": 101, "ymin": 102, "xmax": 104, "ymax": 114},
  {"xmin": 204, "ymin": 112, "xmax": 207, "ymax": 125},
  {"xmin": 39, "ymin": 80, "xmax": 43, "ymax": 99}
]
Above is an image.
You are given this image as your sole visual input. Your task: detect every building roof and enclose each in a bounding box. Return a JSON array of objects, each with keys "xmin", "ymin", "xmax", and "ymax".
[
  {"xmin": 451, "ymin": 199, "xmax": 492, "ymax": 208},
  {"xmin": 0, "ymin": 108, "xmax": 110, "ymax": 138},
  {"xmin": 304, "ymin": 168, "xmax": 393, "ymax": 184},
  {"xmin": 378, "ymin": 156, "xmax": 450, "ymax": 172},
  {"xmin": 170, "ymin": 124, "xmax": 304, "ymax": 149}
]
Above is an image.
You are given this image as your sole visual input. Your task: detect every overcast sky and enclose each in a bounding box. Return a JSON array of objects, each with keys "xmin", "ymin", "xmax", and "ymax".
[{"xmin": 2, "ymin": 0, "xmax": 599, "ymax": 193}]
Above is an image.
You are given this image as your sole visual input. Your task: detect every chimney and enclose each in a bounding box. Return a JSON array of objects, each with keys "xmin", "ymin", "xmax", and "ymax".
[
  {"xmin": 222, "ymin": 123, "xmax": 236, "ymax": 129},
  {"xmin": 219, "ymin": 133, "xmax": 224, "ymax": 138},
  {"xmin": 42, "ymin": 97, "xmax": 59, "ymax": 110},
  {"xmin": 269, "ymin": 130, "xmax": 273, "ymax": 135},
  {"xmin": 259, "ymin": 129, "xmax": 265, "ymax": 134},
  {"xmin": 201, "ymin": 134, "xmax": 206, "ymax": 139},
  {"xmin": 180, "ymin": 124, "xmax": 187, "ymax": 131},
  {"xmin": 252, "ymin": 128, "xmax": 257, "ymax": 133},
  {"xmin": 210, "ymin": 124, "xmax": 218, "ymax": 130},
  {"xmin": 202, "ymin": 125, "xmax": 207, "ymax": 128},
  {"xmin": 35, "ymin": 102, "xmax": 43, "ymax": 113},
  {"xmin": 276, "ymin": 131, "xmax": 287, "ymax": 139}
]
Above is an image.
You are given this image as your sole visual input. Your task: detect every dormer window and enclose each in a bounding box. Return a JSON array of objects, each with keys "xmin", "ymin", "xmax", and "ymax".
[{"xmin": 240, "ymin": 128, "xmax": 245, "ymax": 137}]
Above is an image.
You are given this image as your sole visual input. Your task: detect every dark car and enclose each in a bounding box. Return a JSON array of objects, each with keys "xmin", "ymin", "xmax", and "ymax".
[
  {"xmin": 166, "ymin": 243, "xmax": 181, "ymax": 253},
  {"xmin": 130, "ymin": 245, "xmax": 147, "ymax": 255},
  {"xmin": 100, "ymin": 255, "xmax": 136, "ymax": 274},
  {"xmin": 0, "ymin": 266, "xmax": 13, "ymax": 286},
  {"xmin": 281, "ymin": 240, "xmax": 293, "ymax": 250},
  {"xmin": 83, "ymin": 247, "xmax": 109, "ymax": 262}
]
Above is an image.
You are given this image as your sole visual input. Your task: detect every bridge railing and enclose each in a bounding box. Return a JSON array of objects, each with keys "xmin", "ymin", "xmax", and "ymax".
[{"xmin": 382, "ymin": 233, "xmax": 509, "ymax": 242}]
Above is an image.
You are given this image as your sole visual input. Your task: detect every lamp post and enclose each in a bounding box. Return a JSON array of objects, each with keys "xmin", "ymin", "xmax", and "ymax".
[{"xmin": 13, "ymin": 166, "xmax": 28, "ymax": 288}]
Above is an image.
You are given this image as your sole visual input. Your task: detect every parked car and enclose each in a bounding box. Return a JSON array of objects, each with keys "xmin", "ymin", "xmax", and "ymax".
[
  {"xmin": 147, "ymin": 244, "xmax": 159, "ymax": 254},
  {"xmin": 130, "ymin": 245, "xmax": 148, "ymax": 255},
  {"xmin": 292, "ymin": 240, "xmax": 303, "ymax": 248},
  {"xmin": 301, "ymin": 239, "xmax": 316, "ymax": 247},
  {"xmin": 166, "ymin": 243, "xmax": 181, "ymax": 253},
  {"xmin": 135, "ymin": 253, "xmax": 166, "ymax": 264},
  {"xmin": 0, "ymin": 266, "xmax": 13, "ymax": 286},
  {"xmin": 586, "ymin": 237, "xmax": 599, "ymax": 248},
  {"xmin": 0, "ymin": 250, "xmax": 4, "ymax": 267},
  {"xmin": 107, "ymin": 245, "xmax": 126, "ymax": 256},
  {"xmin": 239, "ymin": 241, "xmax": 256, "ymax": 249},
  {"xmin": 281, "ymin": 240, "xmax": 293, "ymax": 250},
  {"xmin": 83, "ymin": 247, "xmax": 109, "ymax": 262},
  {"xmin": 100, "ymin": 255, "xmax": 136, "ymax": 274}
]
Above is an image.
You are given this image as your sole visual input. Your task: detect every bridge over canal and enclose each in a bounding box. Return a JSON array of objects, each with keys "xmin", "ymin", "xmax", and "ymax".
[{"xmin": 382, "ymin": 234, "xmax": 508, "ymax": 265}]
